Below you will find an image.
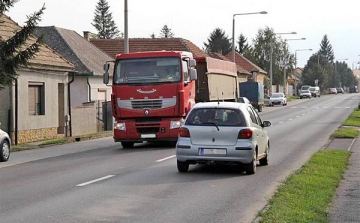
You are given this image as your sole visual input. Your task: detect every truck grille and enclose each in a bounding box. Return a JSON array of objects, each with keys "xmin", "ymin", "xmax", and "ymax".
[{"xmin": 131, "ymin": 100, "xmax": 162, "ymax": 110}]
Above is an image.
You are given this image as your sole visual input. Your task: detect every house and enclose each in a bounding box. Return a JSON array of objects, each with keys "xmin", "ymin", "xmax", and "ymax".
[
  {"xmin": 224, "ymin": 52, "xmax": 268, "ymax": 85},
  {"xmin": 89, "ymin": 37, "xmax": 209, "ymax": 59},
  {"xmin": 0, "ymin": 15, "xmax": 74, "ymax": 144},
  {"xmin": 32, "ymin": 27, "xmax": 115, "ymax": 133}
]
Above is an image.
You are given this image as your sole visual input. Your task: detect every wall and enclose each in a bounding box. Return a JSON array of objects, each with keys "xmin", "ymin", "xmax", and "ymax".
[{"xmin": 70, "ymin": 103, "xmax": 97, "ymax": 136}]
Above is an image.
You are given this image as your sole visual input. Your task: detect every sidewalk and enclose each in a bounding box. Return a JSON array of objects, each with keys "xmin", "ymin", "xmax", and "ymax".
[{"xmin": 326, "ymin": 136, "xmax": 360, "ymax": 223}]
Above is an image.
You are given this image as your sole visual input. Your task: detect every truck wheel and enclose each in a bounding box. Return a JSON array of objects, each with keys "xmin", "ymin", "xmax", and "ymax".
[
  {"xmin": 121, "ymin": 142, "xmax": 134, "ymax": 148},
  {"xmin": 177, "ymin": 160, "xmax": 189, "ymax": 172}
]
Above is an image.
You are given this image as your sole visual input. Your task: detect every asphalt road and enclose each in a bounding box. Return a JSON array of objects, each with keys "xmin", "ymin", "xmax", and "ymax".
[{"xmin": 0, "ymin": 93, "xmax": 359, "ymax": 223}]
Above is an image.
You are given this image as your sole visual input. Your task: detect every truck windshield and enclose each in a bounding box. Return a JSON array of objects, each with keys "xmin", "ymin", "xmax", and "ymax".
[{"xmin": 114, "ymin": 57, "xmax": 181, "ymax": 84}]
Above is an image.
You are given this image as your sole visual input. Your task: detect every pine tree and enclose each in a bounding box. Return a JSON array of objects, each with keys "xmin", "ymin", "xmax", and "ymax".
[
  {"xmin": 318, "ymin": 34, "xmax": 334, "ymax": 63},
  {"xmin": 236, "ymin": 33, "xmax": 249, "ymax": 54},
  {"xmin": 159, "ymin": 25, "xmax": 174, "ymax": 38},
  {"xmin": 203, "ymin": 28, "xmax": 231, "ymax": 55},
  {"xmin": 0, "ymin": 1, "xmax": 45, "ymax": 89},
  {"xmin": 92, "ymin": 0, "xmax": 120, "ymax": 39}
]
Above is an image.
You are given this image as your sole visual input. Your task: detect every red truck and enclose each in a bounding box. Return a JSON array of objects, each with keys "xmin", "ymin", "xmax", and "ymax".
[{"xmin": 103, "ymin": 51, "xmax": 238, "ymax": 148}]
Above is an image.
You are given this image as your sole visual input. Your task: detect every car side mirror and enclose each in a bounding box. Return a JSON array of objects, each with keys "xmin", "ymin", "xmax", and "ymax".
[{"xmin": 262, "ymin": 120, "xmax": 271, "ymax": 128}]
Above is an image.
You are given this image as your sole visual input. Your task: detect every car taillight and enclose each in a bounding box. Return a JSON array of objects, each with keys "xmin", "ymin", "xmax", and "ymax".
[
  {"xmin": 179, "ymin": 127, "xmax": 190, "ymax": 138},
  {"xmin": 238, "ymin": 129, "xmax": 253, "ymax": 139}
]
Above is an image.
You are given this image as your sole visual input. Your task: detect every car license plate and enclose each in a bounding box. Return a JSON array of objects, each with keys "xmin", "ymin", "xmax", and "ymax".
[
  {"xmin": 141, "ymin": 134, "xmax": 156, "ymax": 138},
  {"xmin": 199, "ymin": 148, "xmax": 226, "ymax": 155}
]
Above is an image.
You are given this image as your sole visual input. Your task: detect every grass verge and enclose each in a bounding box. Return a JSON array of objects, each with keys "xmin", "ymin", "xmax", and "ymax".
[
  {"xmin": 258, "ymin": 150, "xmax": 351, "ymax": 223},
  {"xmin": 258, "ymin": 108, "xmax": 359, "ymax": 222}
]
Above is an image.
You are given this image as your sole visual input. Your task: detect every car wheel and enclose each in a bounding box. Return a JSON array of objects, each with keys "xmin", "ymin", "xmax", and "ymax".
[
  {"xmin": 258, "ymin": 105, "xmax": 262, "ymax": 112},
  {"xmin": 177, "ymin": 160, "xmax": 189, "ymax": 172},
  {"xmin": 245, "ymin": 149, "xmax": 257, "ymax": 175},
  {"xmin": 259, "ymin": 143, "xmax": 269, "ymax": 166},
  {"xmin": 121, "ymin": 142, "xmax": 134, "ymax": 148},
  {"xmin": 0, "ymin": 139, "xmax": 10, "ymax": 162},
  {"xmin": 300, "ymin": 97, "xmax": 302, "ymax": 99}
]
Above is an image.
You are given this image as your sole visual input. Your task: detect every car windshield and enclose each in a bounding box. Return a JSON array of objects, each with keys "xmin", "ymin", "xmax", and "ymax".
[
  {"xmin": 114, "ymin": 57, "xmax": 181, "ymax": 84},
  {"xmin": 185, "ymin": 108, "xmax": 246, "ymax": 127},
  {"xmin": 309, "ymin": 87, "xmax": 315, "ymax": 91},
  {"xmin": 271, "ymin": 93, "xmax": 282, "ymax": 98}
]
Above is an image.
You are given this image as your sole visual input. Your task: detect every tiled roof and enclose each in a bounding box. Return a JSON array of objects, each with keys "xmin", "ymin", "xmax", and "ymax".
[
  {"xmin": 224, "ymin": 52, "xmax": 267, "ymax": 75},
  {"xmin": 0, "ymin": 14, "xmax": 74, "ymax": 71},
  {"xmin": 208, "ymin": 52, "xmax": 250, "ymax": 74},
  {"xmin": 33, "ymin": 27, "xmax": 113, "ymax": 76},
  {"xmin": 90, "ymin": 38, "xmax": 208, "ymax": 59}
]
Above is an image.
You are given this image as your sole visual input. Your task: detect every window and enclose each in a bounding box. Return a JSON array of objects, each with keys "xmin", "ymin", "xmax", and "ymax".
[
  {"xmin": 185, "ymin": 108, "xmax": 245, "ymax": 127},
  {"xmin": 28, "ymin": 82, "xmax": 45, "ymax": 115}
]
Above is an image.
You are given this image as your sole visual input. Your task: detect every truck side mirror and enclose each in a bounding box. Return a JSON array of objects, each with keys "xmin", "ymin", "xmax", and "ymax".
[
  {"xmin": 103, "ymin": 62, "xmax": 110, "ymax": 84},
  {"xmin": 189, "ymin": 59, "xmax": 196, "ymax": 67},
  {"xmin": 190, "ymin": 68, "xmax": 197, "ymax": 81}
]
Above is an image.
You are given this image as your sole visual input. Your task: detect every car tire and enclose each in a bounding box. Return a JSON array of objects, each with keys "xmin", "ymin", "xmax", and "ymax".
[
  {"xmin": 300, "ymin": 97, "xmax": 302, "ymax": 99},
  {"xmin": 177, "ymin": 160, "xmax": 189, "ymax": 172},
  {"xmin": 245, "ymin": 150, "xmax": 257, "ymax": 175},
  {"xmin": 0, "ymin": 139, "xmax": 10, "ymax": 162},
  {"xmin": 121, "ymin": 142, "xmax": 134, "ymax": 148},
  {"xmin": 258, "ymin": 105, "xmax": 262, "ymax": 112},
  {"xmin": 259, "ymin": 143, "xmax": 269, "ymax": 166}
]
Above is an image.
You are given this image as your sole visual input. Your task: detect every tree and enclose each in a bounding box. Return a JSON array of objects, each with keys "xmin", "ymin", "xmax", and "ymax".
[
  {"xmin": 159, "ymin": 25, "xmax": 174, "ymax": 38},
  {"xmin": 92, "ymin": 0, "xmax": 120, "ymax": 39},
  {"xmin": 0, "ymin": 1, "xmax": 45, "ymax": 89},
  {"xmin": 318, "ymin": 34, "xmax": 334, "ymax": 63},
  {"xmin": 203, "ymin": 28, "xmax": 231, "ymax": 55},
  {"xmin": 236, "ymin": 33, "xmax": 249, "ymax": 54}
]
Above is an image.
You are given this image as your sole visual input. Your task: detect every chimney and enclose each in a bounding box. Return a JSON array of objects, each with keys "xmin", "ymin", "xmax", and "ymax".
[{"xmin": 83, "ymin": 31, "xmax": 90, "ymax": 41}]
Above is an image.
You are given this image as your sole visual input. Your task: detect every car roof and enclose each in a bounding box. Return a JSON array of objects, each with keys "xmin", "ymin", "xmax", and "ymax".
[{"xmin": 192, "ymin": 101, "xmax": 248, "ymax": 110}]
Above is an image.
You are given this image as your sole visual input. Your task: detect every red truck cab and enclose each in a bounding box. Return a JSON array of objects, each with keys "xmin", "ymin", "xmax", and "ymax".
[{"xmin": 103, "ymin": 51, "xmax": 197, "ymax": 148}]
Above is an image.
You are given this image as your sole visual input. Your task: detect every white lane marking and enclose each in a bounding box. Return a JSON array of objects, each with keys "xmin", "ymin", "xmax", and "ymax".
[
  {"xmin": 288, "ymin": 119, "xmax": 293, "ymax": 121},
  {"xmin": 278, "ymin": 121, "xmax": 284, "ymax": 124},
  {"xmin": 334, "ymin": 107, "xmax": 340, "ymax": 109},
  {"xmin": 345, "ymin": 107, "xmax": 351, "ymax": 109},
  {"xmin": 76, "ymin": 175, "xmax": 115, "ymax": 187},
  {"xmin": 296, "ymin": 116, "xmax": 300, "ymax": 118},
  {"xmin": 156, "ymin": 155, "xmax": 176, "ymax": 162}
]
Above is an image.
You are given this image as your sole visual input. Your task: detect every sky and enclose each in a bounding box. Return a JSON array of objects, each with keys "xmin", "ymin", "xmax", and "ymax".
[{"xmin": 6, "ymin": 0, "xmax": 360, "ymax": 69}]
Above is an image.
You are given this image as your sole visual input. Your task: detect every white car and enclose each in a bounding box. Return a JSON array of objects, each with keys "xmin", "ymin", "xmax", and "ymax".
[
  {"xmin": 299, "ymin": 90, "xmax": 312, "ymax": 99},
  {"xmin": 0, "ymin": 127, "xmax": 11, "ymax": 162},
  {"xmin": 176, "ymin": 102, "xmax": 271, "ymax": 174},
  {"xmin": 269, "ymin": 92, "xmax": 287, "ymax": 106}
]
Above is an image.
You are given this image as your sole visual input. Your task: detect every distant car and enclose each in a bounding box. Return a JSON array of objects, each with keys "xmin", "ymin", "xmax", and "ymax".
[
  {"xmin": 329, "ymin": 88, "xmax": 338, "ymax": 94},
  {"xmin": 0, "ymin": 127, "xmax": 11, "ymax": 162},
  {"xmin": 269, "ymin": 92, "xmax": 287, "ymax": 106},
  {"xmin": 299, "ymin": 90, "xmax": 312, "ymax": 99},
  {"xmin": 349, "ymin": 86, "xmax": 358, "ymax": 93},
  {"xmin": 237, "ymin": 97, "xmax": 251, "ymax": 105},
  {"xmin": 309, "ymin": 86, "xmax": 320, "ymax": 97},
  {"xmin": 336, "ymin": 87, "xmax": 344, "ymax": 94},
  {"xmin": 176, "ymin": 102, "xmax": 271, "ymax": 174},
  {"xmin": 264, "ymin": 94, "xmax": 272, "ymax": 106}
]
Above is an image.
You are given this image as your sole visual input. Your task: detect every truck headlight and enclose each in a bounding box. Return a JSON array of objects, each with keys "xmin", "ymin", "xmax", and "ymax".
[
  {"xmin": 114, "ymin": 122, "xmax": 126, "ymax": 131},
  {"xmin": 170, "ymin": 120, "xmax": 182, "ymax": 129}
]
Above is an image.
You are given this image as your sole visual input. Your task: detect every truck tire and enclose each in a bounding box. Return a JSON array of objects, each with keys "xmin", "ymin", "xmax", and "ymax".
[{"xmin": 121, "ymin": 142, "xmax": 134, "ymax": 148}]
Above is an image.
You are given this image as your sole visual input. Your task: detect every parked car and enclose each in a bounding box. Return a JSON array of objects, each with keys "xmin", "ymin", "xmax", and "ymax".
[
  {"xmin": 264, "ymin": 94, "xmax": 272, "ymax": 106},
  {"xmin": 299, "ymin": 89, "xmax": 312, "ymax": 99},
  {"xmin": 309, "ymin": 86, "xmax": 320, "ymax": 97},
  {"xmin": 329, "ymin": 88, "xmax": 338, "ymax": 94},
  {"xmin": 0, "ymin": 126, "xmax": 11, "ymax": 162},
  {"xmin": 237, "ymin": 97, "xmax": 251, "ymax": 105},
  {"xmin": 349, "ymin": 86, "xmax": 358, "ymax": 93},
  {"xmin": 176, "ymin": 102, "xmax": 271, "ymax": 174},
  {"xmin": 336, "ymin": 87, "xmax": 344, "ymax": 94},
  {"xmin": 269, "ymin": 92, "xmax": 287, "ymax": 106}
]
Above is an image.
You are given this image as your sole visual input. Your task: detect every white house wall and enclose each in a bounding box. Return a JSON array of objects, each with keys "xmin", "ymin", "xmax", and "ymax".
[{"xmin": 14, "ymin": 69, "xmax": 68, "ymax": 143}]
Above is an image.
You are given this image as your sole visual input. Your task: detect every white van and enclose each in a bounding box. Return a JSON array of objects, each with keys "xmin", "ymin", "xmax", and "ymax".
[{"xmin": 309, "ymin": 86, "xmax": 320, "ymax": 97}]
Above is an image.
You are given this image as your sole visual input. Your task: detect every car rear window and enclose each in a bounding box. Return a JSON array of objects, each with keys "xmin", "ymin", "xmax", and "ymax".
[{"xmin": 185, "ymin": 108, "xmax": 246, "ymax": 127}]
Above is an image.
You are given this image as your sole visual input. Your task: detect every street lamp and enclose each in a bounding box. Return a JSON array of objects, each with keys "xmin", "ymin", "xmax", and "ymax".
[
  {"xmin": 282, "ymin": 38, "xmax": 306, "ymax": 95},
  {"xmin": 232, "ymin": 11, "xmax": 267, "ymax": 62},
  {"xmin": 269, "ymin": 32, "xmax": 296, "ymax": 95},
  {"xmin": 294, "ymin": 48, "xmax": 312, "ymax": 95}
]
